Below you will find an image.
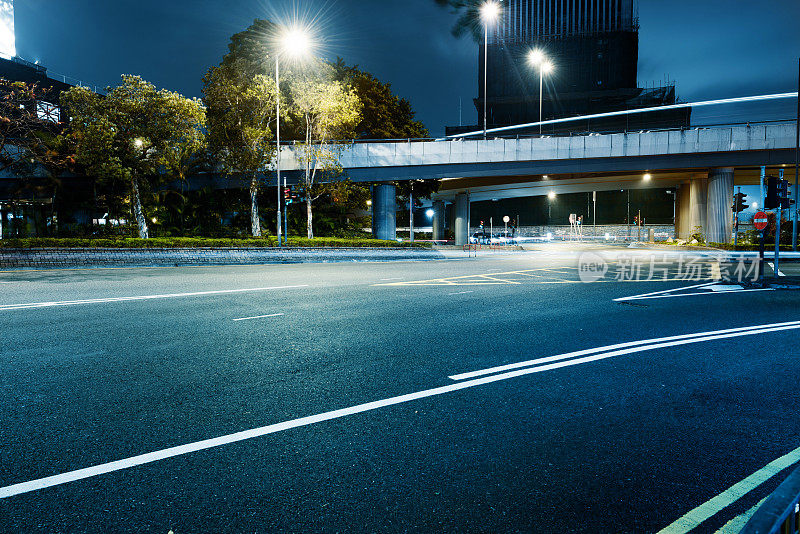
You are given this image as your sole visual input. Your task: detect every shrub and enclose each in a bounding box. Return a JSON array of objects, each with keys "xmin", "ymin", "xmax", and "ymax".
[{"xmin": 0, "ymin": 237, "xmax": 432, "ymax": 249}]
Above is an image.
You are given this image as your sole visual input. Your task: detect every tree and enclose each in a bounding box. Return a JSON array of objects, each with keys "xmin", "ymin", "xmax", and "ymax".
[
  {"xmin": 431, "ymin": 0, "xmax": 487, "ymax": 41},
  {"xmin": 287, "ymin": 74, "xmax": 362, "ymax": 239},
  {"xmin": 0, "ymin": 80, "xmax": 71, "ymax": 176},
  {"xmin": 202, "ymin": 60, "xmax": 278, "ymax": 237},
  {"xmin": 331, "ymin": 59, "xmax": 428, "ymax": 140},
  {"xmin": 62, "ymin": 75, "xmax": 206, "ymax": 239},
  {"xmin": 155, "ymin": 91, "xmax": 207, "ymax": 234}
]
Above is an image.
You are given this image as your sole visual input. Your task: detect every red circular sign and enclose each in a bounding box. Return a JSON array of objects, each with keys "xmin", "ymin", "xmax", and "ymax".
[{"xmin": 753, "ymin": 211, "xmax": 769, "ymax": 231}]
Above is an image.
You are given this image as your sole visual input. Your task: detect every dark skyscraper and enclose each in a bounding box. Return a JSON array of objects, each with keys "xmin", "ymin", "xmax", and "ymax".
[{"xmin": 449, "ymin": 0, "xmax": 690, "ymax": 135}]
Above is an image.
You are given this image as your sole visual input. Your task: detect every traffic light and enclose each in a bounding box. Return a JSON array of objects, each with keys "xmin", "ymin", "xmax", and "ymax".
[
  {"xmin": 283, "ymin": 187, "xmax": 291, "ymax": 201},
  {"xmin": 765, "ymin": 177, "xmax": 794, "ymax": 210},
  {"xmin": 732, "ymin": 192, "xmax": 748, "ymax": 213},
  {"xmin": 778, "ymin": 179, "xmax": 793, "ymax": 209}
]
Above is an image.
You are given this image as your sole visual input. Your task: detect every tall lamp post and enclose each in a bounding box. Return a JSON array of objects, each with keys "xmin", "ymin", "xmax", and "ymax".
[
  {"xmin": 527, "ymin": 49, "xmax": 554, "ymax": 135},
  {"xmin": 480, "ymin": 2, "xmax": 500, "ymax": 139},
  {"xmin": 275, "ymin": 28, "xmax": 313, "ymax": 246}
]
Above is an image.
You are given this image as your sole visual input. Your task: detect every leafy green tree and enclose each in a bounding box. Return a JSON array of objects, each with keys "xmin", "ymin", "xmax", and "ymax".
[
  {"xmin": 287, "ymin": 74, "xmax": 362, "ymax": 239},
  {"xmin": 202, "ymin": 60, "xmax": 278, "ymax": 237},
  {"xmin": 156, "ymin": 91, "xmax": 207, "ymax": 234},
  {"xmin": 331, "ymin": 59, "xmax": 428, "ymax": 140},
  {"xmin": 61, "ymin": 76, "xmax": 206, "ymax": 239}
]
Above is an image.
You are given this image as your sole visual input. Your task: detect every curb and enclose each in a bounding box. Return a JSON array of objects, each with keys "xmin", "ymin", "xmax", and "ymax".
[{"xmin": 0, "ymin": 247, "xmax": 446, "ymax": 270}]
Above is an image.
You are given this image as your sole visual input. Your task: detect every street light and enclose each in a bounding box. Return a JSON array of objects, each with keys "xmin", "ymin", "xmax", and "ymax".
[
  {"xmin": 644, "ymin": 173, "xmax": 652, "ymax": 181},
  {"xmin": 480, "ymin": 1, "xmax": 500, "ymax": 139},
  {"xmin": 426, "ymin": 209, "xmax": 435, "ymax": 218},
  {"xmin": 528, "ymin": 50, "xmax": 554, "ymax": 135},
  {"xmin": 275, "ymin": 26, "xmax": 314, "ymax": 246}
]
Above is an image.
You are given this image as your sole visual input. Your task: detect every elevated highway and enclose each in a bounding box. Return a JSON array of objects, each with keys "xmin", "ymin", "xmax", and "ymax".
[{"xmin": 277, "ymin": 121, "xmax": 797, "ymax": 243}]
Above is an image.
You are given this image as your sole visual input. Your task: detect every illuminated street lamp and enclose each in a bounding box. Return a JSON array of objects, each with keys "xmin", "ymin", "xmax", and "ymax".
[
  {"xmin": 480, "ymin": 2, "xmax": 500, "ymax": 138},
  {"xmin": 527, "ymin": 50, "xmax": 554, "ymax": 135},
  {"xmin": 275, "ymin": 26, "xmax": 313, "ymax": 246},
  {"xmin": 644, "ymin": 173, "xmax": 652, "ymax": 181}
]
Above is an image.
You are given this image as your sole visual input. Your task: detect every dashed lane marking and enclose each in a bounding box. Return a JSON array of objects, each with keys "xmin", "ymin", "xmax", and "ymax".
[{"xmin": 233, "ymin": 313, "xmax": 285, "ymax": 322}]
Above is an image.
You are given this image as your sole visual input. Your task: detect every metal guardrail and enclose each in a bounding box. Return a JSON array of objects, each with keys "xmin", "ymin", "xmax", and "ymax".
[{"xmin": 741, "ymin": 466, "xmax": 800, "ymax": 533}]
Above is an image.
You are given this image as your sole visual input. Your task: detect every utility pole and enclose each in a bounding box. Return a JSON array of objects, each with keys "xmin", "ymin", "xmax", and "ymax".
[
  {"xmin": 776, "ymin": 170, "xmax": 784, "ymax": 279},
  {"xmin": 794, "ymin": 57, "xmax": 799, "ymax": 251},
  {"xmin": 735, "ymin": 186, "xmax": 741, "ymax": 247},
  {"xmin": 593, "ymin": 191, "xmax": 597, "ymax": 238},
  {"xmin": 627, "ymin": 189, "xmax": 631, "ymax": 240},
  {"xmin": 409, "ymin": 183, "xmax": 414, "ymax": 243}
]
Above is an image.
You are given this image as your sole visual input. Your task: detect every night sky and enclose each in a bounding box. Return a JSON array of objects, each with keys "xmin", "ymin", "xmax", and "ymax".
[{"xmin": 14, "ymin": 0, "xmax": 800, "ymax": 136}]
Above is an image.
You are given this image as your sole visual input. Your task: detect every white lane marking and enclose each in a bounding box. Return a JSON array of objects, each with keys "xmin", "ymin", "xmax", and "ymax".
[
  {"xmin": 614, "ymin": 282, "xmax": 774, "ymax": 302},
  {"xmin": 448, "ymin": 291, "xmax": 475, "ymax": 295},
  {"xmin": 768, "ymin": 263, "xmax": 786, "ymax": 277},
  {"xmin": 617, "ymin": 288, "xmax": 775, "ymax": 301},
  {"xmin": 614, "ymin": 282, "xmax": 718, "ymax": 302},
  {"xmin": 1, "ymin": 323, "xmax": 798, "ymax": 500},
  {"xmin": 0, "ymin": 286, "xmax": 309, "ymax": 311},
  {"xmin": 710, "ymin": 285, "xmax": 744, "ymax": 292},
  {"xmin": 449, "ymin": 320, "xmax": 800, "ymax": 381},
  {"xmin": 233, "ymin": 313, "xmax": 285, "ymax": 322},
  {"xmin": 657, "ymin": 445, "xmax": 800, "ymax": 534}
]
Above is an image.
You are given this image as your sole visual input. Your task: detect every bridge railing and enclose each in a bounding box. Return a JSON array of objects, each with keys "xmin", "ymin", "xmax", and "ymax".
[{"xmin": 741, "ymin": 466, "xmax": 800, "ymax": 533}]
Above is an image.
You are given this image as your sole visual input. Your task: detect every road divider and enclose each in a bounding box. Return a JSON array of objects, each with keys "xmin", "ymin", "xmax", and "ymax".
[{"xmin": 0, "ymin": 285, "xmax": 309, "ymax": 311}]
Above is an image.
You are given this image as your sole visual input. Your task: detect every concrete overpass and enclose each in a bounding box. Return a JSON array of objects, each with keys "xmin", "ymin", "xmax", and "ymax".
[{"xmin": 277, "ymin": 120, "xmax": 797, "ymax": 244}]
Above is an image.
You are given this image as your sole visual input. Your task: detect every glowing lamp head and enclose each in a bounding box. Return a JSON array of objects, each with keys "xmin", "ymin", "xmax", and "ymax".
[
  {"xmin": 643, "ymin": 173, "xmax": 652, "ymax": 181},
  {"xmin": 426, "ymin": 209, "xmax": 435, "ymax": 218},
  {"xmin": 528, "ymin": 49, "xmax": 545, "ymax": 66},
  {"xmin": 480, "ymin": 1, "xmax": 500, "ymax": 23},
  {"xmin": 548, "ymin": 191, "xmax": 556, "ymax": 200},
  {"xmin": 541, "ymin": 61, "xmax": 554, "ymax": 75},
  {"xmin": 282, "ymin": 27, "xmax": 312, "ymax": 58}
]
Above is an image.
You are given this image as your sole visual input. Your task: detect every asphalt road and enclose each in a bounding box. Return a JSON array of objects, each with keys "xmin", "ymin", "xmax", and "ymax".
[{"xmin": 1, "ymin": 248, "xmax": 799, "ymax": 533}]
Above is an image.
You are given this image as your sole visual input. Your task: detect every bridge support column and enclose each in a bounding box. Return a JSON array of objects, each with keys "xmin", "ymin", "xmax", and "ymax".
[
  {"xmin": 432, "ymin": 200, "xmax": 445, "ymax": 242},
  {"xmin": 706, "ymin": 167, "xmax": 735, "ymax": 244},
  {"xmin": 675, "ymin": 184, "xmax": 691, "ymax": 240},
  {"xmin": 454, "ymin": 193, "xmax": 470, "ymax": 246},
  {"xmin": 371, "ymin": 183, "xmax": 396, "ymax": 241},
  {"xmin": 689, "ymin": 177, "xmax": 708, "ymax": 241}
]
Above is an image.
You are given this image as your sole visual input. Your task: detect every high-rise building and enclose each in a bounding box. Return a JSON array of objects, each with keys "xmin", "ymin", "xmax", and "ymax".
[
  {"xmin": 0, "ymin": 0, "xmax": 15, "ymax": 59},
  {"xmin": 447, "ymin": 0, "xmax": 690, "ymax": 135}
]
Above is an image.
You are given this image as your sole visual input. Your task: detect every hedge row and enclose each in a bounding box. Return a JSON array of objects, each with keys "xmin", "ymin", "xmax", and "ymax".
[
  {"xmin": 0, "ymin": 237, "xmax": 432, "ymax": 249},
  {"xmin": 707, "ymin": 242, "xmax": 797, "ymax": 252}
]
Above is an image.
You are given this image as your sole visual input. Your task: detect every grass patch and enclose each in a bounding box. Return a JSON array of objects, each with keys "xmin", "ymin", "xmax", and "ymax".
[{"xmin": 0, "ymin": 237, "xmax": 432, "ymax": 250}]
